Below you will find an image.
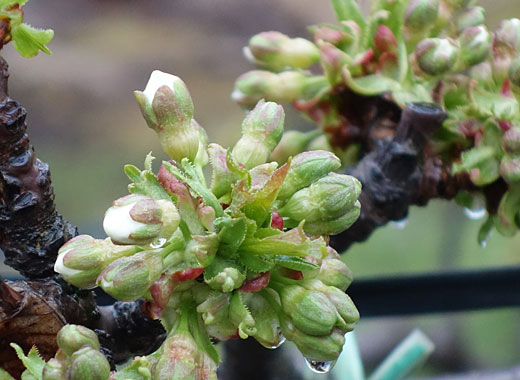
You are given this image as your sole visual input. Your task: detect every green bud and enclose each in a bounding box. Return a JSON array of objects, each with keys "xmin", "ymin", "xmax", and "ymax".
[
  {"xmin": 196, "ymin": 291, "xmax": 232, "ymax": 326},
  {"xmin": 103, "ymin": 194, "xmax": 180, "ymax": 245},
  {"xmin": 42, "ymin": 359, "xmax": 67, "ymax": 380},
  {"xmin": 206, "ymin": 266, "xmax": 246, "ymax": 293},
  {"xmin": 313, "ymin": 26, "xmax": 353, "ymax": 49},
  {"xmin": 232, "ymin": 100, "xmax": 284, "ymax": 169},
  {"xmin": 320, "ymin": 286, "xmax": 359, "ymax": 331},
  {"xmin": 245, "ymin": 31, "xmax": 320, "ymax": 71},
  {"xmin": 469, "ymin": 61, "xmax": 494, "ymax": 86},
  {"xmin": 232, "ymin": 70, "xmax": 307, "ymax": 108},
  {"xmin": 153, "ymin": 331, "xmax": 200, "ymax": 380},
  {"xmin": 458, "ymin": 26, "xmax": 491, "ymax": 67},
  {"xmin": 318, "ymin": 258, "xmax": 354, "ymax": 291},
  {"xmin": 415, "ymin": 38, "xmax": 459, "ymax": 75},
  {"xmin": 55, "ymin": 235, "xmax": 138, "ymax": 288},
  {"xmin": 500, "ymin": 156, "xmax": 520, "ymax": 184},
  {"xmin": 502, "ymin": 127, "xmax": 520, "ymax": 154},
  {"xmin": 495, "ymin": 18, "xmax": 520, "ymax": 51},
  {"xmin": 509, "ymin": 57, "xmax": 520, "ymax": 87},
  {"xmin": 186, "ymin": 233, "xmax": 219, "ymax": 267},
  {"xmin": 455, "ymin": 7, "xmax": 485, "ymax": 33},
  {"xmin": 277, "ymin": 150, "xmax": 341, "ymax": 201},
  {"xmin": 280, "ymin": 316, "xmax": 345, "ymax": 362},
  {"xmin": 279, "ymin": 173, "xmax": 361, "ymax": 223},
  {"xmin": 56, "ymin": 324, "xmax": 100, "ymax": 357},
  {"xmin": 69, "ymin": 347, "xmax": 110, "ymax": 380},
  {"xmin": 135, "ymin": 71, "xmax": 202, "ymax": 162},
  {"xmin": 405, "ymin": 0, "xmax": 439, "ymax": 31},
  {"xmin": 280, "ymin": 285, "xmax": 337, "ymax": 336},
  {"xmin": 97, "ymin": 250, "xmax": 163, "ymax": 301},
  {"xmin": 302, "ymin": 200, "xmax": 361, "ymax": 235}
]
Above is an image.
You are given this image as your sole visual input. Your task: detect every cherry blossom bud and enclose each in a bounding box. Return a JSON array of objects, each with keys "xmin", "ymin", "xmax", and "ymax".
[
  {"xmin": 103, "ymin": 194, "xmax": 180, "ymax": 245},
  {"xmin": 458, "ymin": 26, "xmax": 491, "ymax": 67},
  {"xmin": 245, "ymin": 31, "xmax": 320, "ymax": 71},
  {"xmin": 415, "ymin": 38, "xmax": 459, "ymax": 75},
  {"xmin": 56, "ymin": 324, "xmax": 100, "ymax": 357},
  {"xmin": 232, "ymin": 100, "xmax": 284, "ymax": 169}
]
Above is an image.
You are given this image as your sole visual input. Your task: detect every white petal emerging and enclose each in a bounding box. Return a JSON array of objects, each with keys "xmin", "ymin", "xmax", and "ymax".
[
  {"xmin": 143, "ymin": 70, "xmax": 179, "ymax": 103},
  {"xmin": 103, "ymin": 203, "xmax": 147, "ymax": 244}
]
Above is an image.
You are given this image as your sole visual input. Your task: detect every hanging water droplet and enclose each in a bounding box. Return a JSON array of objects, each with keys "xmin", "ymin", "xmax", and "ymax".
[
  {"xmin": 464, "ymin": 207, "xmax": 486, "ymax": 220},
  {"xmin": 390, "ymin": 217, "xmax": 408, "ymax": 230},
  {"xmin": 303, "ymin": 358, "xmax": 335, "ymax": 374},
  {"xmin": 480, "ymin": 238, "xmax": 488, "ymax": 248},
  {"xmin": 267, "ymin": 329, "xmax": 287, "ymax": 349},
  {"xmin": 150, "ymin": 238, "xmax": 167, "ymax": 249}
]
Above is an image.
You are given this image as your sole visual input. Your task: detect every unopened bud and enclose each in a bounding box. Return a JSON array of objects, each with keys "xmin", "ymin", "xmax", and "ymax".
[
  {"xmin": 455, "ymin": 6, "xmax": 485, "ymax": 33},
  {"xmin": 458, "ymin": 26, "xmax": 491, "ymax": 67},
  {"xmin": 56, "ymin": 324, "xmax": 100, "ymax": 357},
  {"xmin": 495, "ymin": 18, "xmax": 520, "ymax": 51},
  {"xmin": 502, "ymin": 127, "xmax": 520, "ymax": 154},
  {"xmin": 245, "ymin": 31, "xmax": 320, "ymax": 71},
  {"xmin": 318, "ymin": 258, "xmax": 354, "ymax": 291},
  {"xmin": 103, "ymin": 194, "xmax": 180, "ymax": 245},
  {"xmin": 279, "ymin": 173, "xmax": 361, "ymax": 223},
  {"xmin": 134, "ymin": 71, "xmax": 202, "ymax": 162},
  {"xmin": 54, "ymin": 235, "xmax": 138, "ymax": 288},
  {"xmin": 500, "ymin": 156, "xmax": 520, "ymax": 184},
  {"xmin": 232, "ymin": 70, "xmax": 307, "ymax": 108},
  {"xmin": 205, "ymin": 258, "xmax": 246, "ymax": 293},
  {"xmin": 374, "ymin": 25, "xmax": 398, "ymax": 53},
  {"xmin": 97, "ymin": 250, "xmax": 163, "ymax": 301},
  {"xmin": 69, "ymin": 346, "xmax": 110, "ymax": 380},
  {"xmin": 302, "ymin": 200, "xmax": 361, "ymax": 235},
  {"xmin": 415, "ymin": 38, "xmax": 459, "ymax": 75},
  {"xmin": 405, "ymin": 0, "xmax": 439, "ymax": 31},
  {"xmin": 277, "ymin": 150, "xmax": 341, "ymax": 201},
  {"xmin": 442, "ymin": 0, "xmax": 470, "ymax": 9},
  {"xmin": 232, "ymin": 100, "xmax": 284, "ymax": 169},
  {"xmin": 153, "ymin": 331, "xmax": 200, "ymax": 380},
  {"xmin": 313, "ymin": 26, "xmax": 352, "ymax": 48},
  {"xmin": 280, "ymin": 285, "xmax": 337, "ymax": 336},
  {"xmin": 280, "ymin": 316, "xmax": 346, "ymax": 362},
  {"xmin": 42, "ymin": 359, "xmax": 67, "ymax": 380}
]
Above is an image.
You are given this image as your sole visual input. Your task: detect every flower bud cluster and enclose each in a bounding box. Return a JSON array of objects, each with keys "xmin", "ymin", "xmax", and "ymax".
[
  {"xmin": 232, "ymin": 0, "xmax": 520, "ymax": 241},
  {"xmin": 52, "ymin": 71, "xmax": 362, "ymax": 378},
  {"xmin": 41, "ymin": 325, "xmax": 110, "ymax": 380}
]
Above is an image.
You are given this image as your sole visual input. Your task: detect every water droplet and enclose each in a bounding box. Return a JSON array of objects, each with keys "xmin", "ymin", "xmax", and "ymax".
[
  {"xmin": 267, "ymin": 330, "xmax": 287, "ymax": 349},
  {"xmin": 303, "ymin": 358, "xmax": 335, "ymax": 374},
  {"xmin": 464, "ymin": 207, "xmax": 486, "ymax": 220},
  {"xmin": 390, "ymin": 217, "xmax": 408, "ymax": 230},
  {"xmin": 150, "ymin": 238, "xmax": 167, "ymax": 249}
]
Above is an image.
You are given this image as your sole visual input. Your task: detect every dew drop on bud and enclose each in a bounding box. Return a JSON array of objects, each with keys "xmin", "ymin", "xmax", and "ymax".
[
  {"xmin": 464, "ymin": 207, "xmax": 486, "ymax": 220},
  {"xmin": 268, "ymin": 329, "xmax": 287, "ymax": 349},
  {"xmin": 390, "ymin": 217, "xmax": 408, "ymax": 230},
  {"xmin": 303, "ymin": 358, "xmax": 336, "ymax": 373},
  {"xmin": 150, "ymin": 238, "xmax": 167, "ymax": 248}
]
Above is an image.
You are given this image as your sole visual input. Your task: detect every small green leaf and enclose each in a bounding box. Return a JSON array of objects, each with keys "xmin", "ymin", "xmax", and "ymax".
[
  {"xmin": 111, "ymin": 358, "xmax": 152, "ymax": 380},
  {"xmin": 238, "ymin": 252, "xmax": 274, "ymax": 273},
  {"xmin": 10, "ymin": 344, "xmax": 45, "ymax": 380},
  {"xmin": 215, "ymin": 217, "xmax": 247, "ymax": 258},
  {"xmin": 11, "ymin": 23, "xmax": 53, "ymax": 58},
  {"xmin": 124, "ymin": 164, "xmax": 170, "ymax": 200},
  {"xmin": 273, "ymin": 255, "xmax": 319, "ymax": 271},
  {"xmin": 164, "ymin": 160, "xmax": 224, "ymax": 217}
]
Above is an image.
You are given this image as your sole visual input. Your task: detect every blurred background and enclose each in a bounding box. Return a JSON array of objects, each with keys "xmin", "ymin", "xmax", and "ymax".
[{"xmin": 2, "ymin": 0, "xmax": 520, "ymax": 376}]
